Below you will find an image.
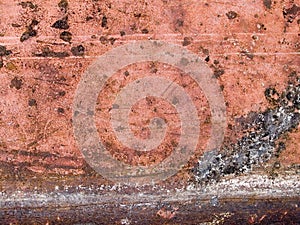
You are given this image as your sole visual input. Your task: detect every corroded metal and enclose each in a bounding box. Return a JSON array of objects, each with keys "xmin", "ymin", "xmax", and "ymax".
[{"xmin": 0, "ymin": 0, "xmax": 299, "ymax": 224}]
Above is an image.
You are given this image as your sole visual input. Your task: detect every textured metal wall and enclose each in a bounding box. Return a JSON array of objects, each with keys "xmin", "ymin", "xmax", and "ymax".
[{"xmin": 0, "ymin": 0, "xmax": 299, "ymax": 224}]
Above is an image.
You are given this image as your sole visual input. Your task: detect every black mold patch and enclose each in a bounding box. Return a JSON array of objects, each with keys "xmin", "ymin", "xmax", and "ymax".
[{"xmin": 194, "ymin": 79, "xmax": 300, "ymax": 184}]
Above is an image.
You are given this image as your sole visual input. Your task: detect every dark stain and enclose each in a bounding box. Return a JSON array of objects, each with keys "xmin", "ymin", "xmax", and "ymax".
[
  {"xmin": 99, "ymin": 36, "xmax": 116, "ymax": 45},
  {"xmin": 60, "ymin": 31, "xmax": 72, "ymax": 42},
  {"xmin": 28, "ymin": 99, "xmax": 37, "ymax": 107},
  {"xmin": 71, "ymin": 45, "xmax": 85, "ymax": 56},
  {"xmin": 18, "ymin": 1, "xmax": 37, "ymax": 10},
  {"xmin": 0, "ymin": 45, "xmax": 12, "ymax": 56},
  {"xmin": 34, "ymin": 47, "xmax": 70, "ymax": 58},
  {"xmin": 226, "ymin": 11, "xmax": 238, "ymax": 19},
  {"xmin": 134, "ymin": 12, "xmax": 142, "ymax": 18},
  {"xmin": 51, "ymin": 17, "xmax": 69, "ymax": 30},
  {"xmin": 58, "ymin": 0, "xmax": 68, "ymax": 12},
  {"xmin": 283, "ymin": 4, "xmax": 300, "ymax": 23},
  {"xmin": 57, "ymin": 107, "xmax": 65, "ymax": 113},
  {"xmin": 124, "ymin": 71, "xmax": 129, "ymax": 76},
  {"xmin": 11, "ymin": 23, "xmax": 22, "ymax": 28},
  {"xmin": 120, "ymin": 31, "xmax": 126, "ymax": 36},
  {"xmin": 10, "ymin": 77, "xmax": 23, "ymax": 90},
  {"xmin": 86, "ymin": 16, "xmax": 93, "ymax": 21},
  {"xmin": 0, "ymin": 60, "xmax": 3, "ymax": 68},
  {"xmin": 241, "ymin": 50, "xmax": 254, "ymax": 59},
  {"xmin": 213, "ymin": 60, "xmax": 219, "ymax": 65},
  {"xmin": 101, "ymin": 15, "xmax": 108, "ymax": 28},
  {"xmin": 263, "ymin": 0, "xmax": 272, "ymax": 9},
  {"xmin": 182, "ymin": 37, "xmax": 193, "ymax": 46},
  {"xmin": 176, "ymin": 19, "xmax": 184, "ymax": 27},
  {"xmin": 205, "ymin": 56, "xmax": 210, "ymax": 62},
  {"xmin": 59, "ymin": 90, "xmax": 66, "ymax": 96},
  {"xmin": 169, "ymin": 6, "xmax": 186, "ymax": 32},
  {"xmin": 20, "ymin": 30, "xmax": 36, "ymax": 42},
  {"xmin": 141, "ymin": 28, "xmax": 149, "ymax": 34},
  {"xmin": 100, "ymin": 36, "xmax": 108, "ymax": 44},
  {"xmin": 108, "ymin": 37, "xmax": 116, "ymax": 45},
  {"xmin": 150, "ymin": 62, "xmax": 158, "ymax": 73},
  {"xmin": 20, "ymin": 19, "xmax": 39, "ymax": 42},
  {"xmin": 257, "ymin": 23, "xmax": 267, "ymax": 31},
  {"xmin": 199, "ymin": 46, "xmax": 209, "ymax": 55},
  {"xmin": 213, "ymin": 69, "xmax": 225, "ymax": 78}
]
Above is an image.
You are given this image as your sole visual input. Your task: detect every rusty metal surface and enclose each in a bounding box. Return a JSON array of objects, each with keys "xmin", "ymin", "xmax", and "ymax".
[{"xmin": 0, "ymin": 0, "xmax": 299, "ymax": 224}]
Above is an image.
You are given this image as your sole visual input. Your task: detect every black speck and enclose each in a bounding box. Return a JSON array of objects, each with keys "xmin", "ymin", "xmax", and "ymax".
[
  {"xmin": 176, "ymin": 19, "xmax": 184, "ymax": 27},
  {"xmin": 263, "ymin": 0, "xmax": 272, "ymax": 9},
  {"xmin": 99, "ymin": 36, "xmax": 115, "ymax": 45},
  {"xmin": 58, "ymin": 0, "xmax": 68, "ymax": 12},
  {"xmin": 59, "ymin": 90, "xmax": 66, "ymax": 96},
  {"xmin": 264, "ymin": 87, "xmax": 279, "ymax": 103},
  {"xmin": 28, "ymin": 99, "xmax": 37, "ymax": 107},
  {"xmin": 226, "ymin": 11, "xmax": 238, "ymax": 19},
  {"xmin": 289, "ymin": 71, "xmax": 297, "ymax": 77},
  {"xmin": 12, "ymin": 23, "xmax": 22, "ymax": 28},
  {"xmin": 31, "ymin": 19, "xmax": 39, "ymax": 26},
  {"xmin": 51, "ymin": 18, "xmax": 69, "ymax": 30},
  {"xmin": 71, "ymin": 45, "xmax": 85, "ymax": 56},
  {"xmin": 101, "ymin": 16, "xmax": 108, "ymax": 28},
  {"xmin": 99, "ymin": 36, "xmax": 108, "ymax": 44},
  {"xmin": 18, "ymin": 1, "xmax": 37, "ymax": 9},
  {"xmin": 241, "ymin": 50, "xmax": 254, "ymax": 59},
  {"xmin": 10, "ymin": 77, "xmax": 23, "ymax": 90},
  {"xmin": 134, "ymin": 13, "xmax": 142, "ymax": 18},
  {"xmin": 86, "ymin": 16, "xmax": 93, "ymax": 21},
  {"xmin": 108, "ymin": 37, "xmax": 116, "ymax": 45},
  {"xmin": 60, "ymin": 31, "xmax": 72, "ymax": 42},
  {"xmin": 213, "ymin": 69, "xmax": 225, "ymax": 78},
  {"xmin": 20, "ymin": 30, "xmax": 36, "ymax": 42},
  {"xmin": 34, "ymin": 47, "xmax": 70, "ymax": 58},
  {"xmin": 0, "ymin": 45, "xmax": 12, "ymax": 56},
  {"xmin": 57, "ymin": 107, "xmax": 65, "ymax": 113},
  {"xmin": 124, "ymin": 71, "xmax": 129, "ymax": 76},
  {"xmin": 120, "ymin": 31, "xmax": 126, "ymax": 36},
  {"xmin": 205, "ymin": 56, "xmax": 210, "ymax": 62},
  {"xmin": 141, "ymin": 28, "xmax": 149, "ymax": 34},
  {"xmin": 20, "ymin": 19, "xmax": 39, "ymax": 42},
  {"xmin": 182, "ymin": 37, "xmax": 193, "ymax": 46}
]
